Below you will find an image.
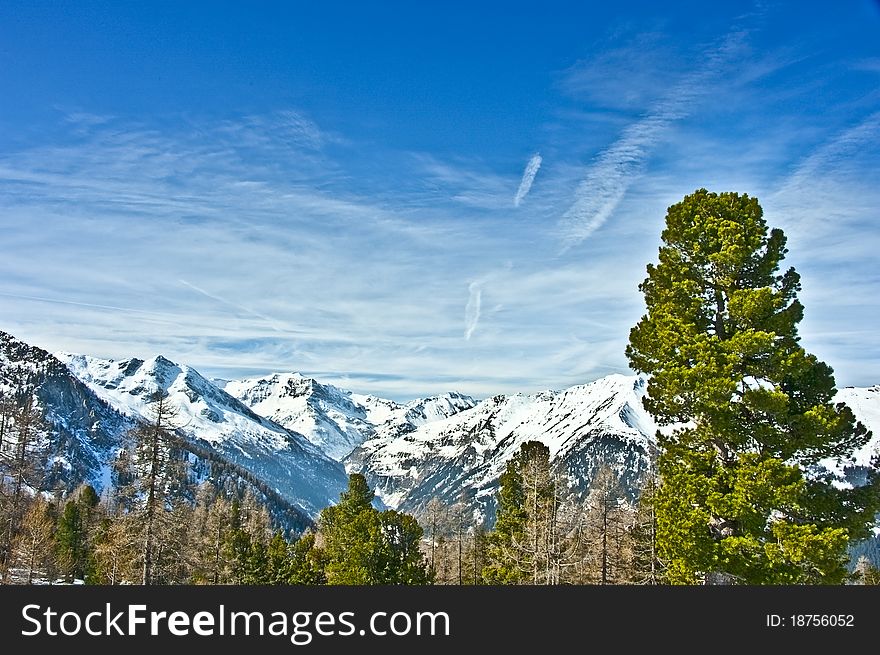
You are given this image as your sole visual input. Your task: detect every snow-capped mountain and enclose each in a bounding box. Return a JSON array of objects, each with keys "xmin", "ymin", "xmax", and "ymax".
[
  {"xmin": 824, "ymin": 385, "xmax": 880, "ymax": 489},
  {"xmin": 345, "ymin": 374, "xmax": 659, "ymax": 521},
  {"xmin": 0, "ymin": 331, "xmax": 135, "ymax": 494},
  {"xmin": 346, "ymin": 375, "xmax": 880, "ymax": 524},
  {"xmin": 55, "ymin": 352, "xmax": 348, "ymax": 517},
  {"xmin": 5, "ymin": 329, "xmax": 878, "ymax": 535},
  {"xmin": 221, "ymin": 373, "xmax": 379, "ymax": 461},
  {"xmin": 363, "ymin": 392, "xmax": 482, "ymax": 440},
  {"xmin": 224, "ymin": 372, "xmax": 477, "ymax": 461}
]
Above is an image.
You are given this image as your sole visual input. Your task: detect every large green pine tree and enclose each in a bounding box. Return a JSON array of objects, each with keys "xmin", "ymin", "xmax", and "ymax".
[
  {"xmin": 626, "ymin": 188, "xmax": 880, "ymax": 584},
  {"xmin": 318, "ymin": 474, "xmax": 432, "ymax": 585}
]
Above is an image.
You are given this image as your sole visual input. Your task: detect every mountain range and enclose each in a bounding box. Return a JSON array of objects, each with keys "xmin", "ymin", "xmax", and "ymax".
[{"xmin": 2, "ymin": 330, "xmax": 878, "ymax": 532}]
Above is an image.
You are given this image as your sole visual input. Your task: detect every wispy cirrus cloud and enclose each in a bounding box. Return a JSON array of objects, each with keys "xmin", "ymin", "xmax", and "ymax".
[
  {"xmin": 412, "ymin": 153, "xmax": 516, "ymax": 210},
  {"xmin": 761, "ymin": 111, "xmax": 880, "ymax": 384},
  {"xmin": 1, "ymin": 111, "xmax": 586, "ymax": 399},
  {"xmin": 178, "ymin": 279, "xmax": 295, "ymax": 334},
  {"xmin": 557, "ymin": 24, "xmax": 752, "ymax": 249},
  {"xmin": 216, "ymin": 109, "xmax": 336, "ymax": 152},
  {"xmin": 772, "ymin": 110, "xmax": 880, "ymax": 212},
  {"xmin": 3, "ymin": 0, "xmax": 878, "ymax": 400},
  {"xmin": 559, "ymin": 32, "xmax": 679, "ymax": 112},
  {"xmin": 765, "ymin": 110, "xmax": 880, "ymax": 265}
]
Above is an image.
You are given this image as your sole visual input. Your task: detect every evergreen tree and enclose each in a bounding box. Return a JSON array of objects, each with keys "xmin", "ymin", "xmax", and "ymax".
[
  {"xmin": 265, "ymin": 530, "xmax": 289, "ymax": 583},
  {"xmin": 285, "ymin": 531, "xmax": 326, "ymax": 585},
  {"xmin": 483, "ymin": 443, "xmax": 534, "ymax": 583},
  {"xmin": 53, "ymin": 484, "xmax": 100, "ymax": 583},
  {"xmin": 374, "ymin": 510, "xmax": 432, "ymax": 584},
  {"xmin": 55, "ymin": 500, "xmax": 84, "ymax": 582},
  {"xmin": 224, "ymin": 499, "xmax": 254, "ymax": 584},
  {"xmin": 245, "ymin": 537, "xmax": 270, "ymax": 584},
  {"xmin": 626, "ymin": 188, "xmax": 880, "ymax": 584},
  {"xmin": 318, "ymin": 474, "xmax": 432, "ymax": 585},
  {"xmin": 483, "ymin": 441, "xmax": 576, "ymax": 584},
  {"xmin": 222, "ymin": 493, "xmax": 274, "ymax": 584}
]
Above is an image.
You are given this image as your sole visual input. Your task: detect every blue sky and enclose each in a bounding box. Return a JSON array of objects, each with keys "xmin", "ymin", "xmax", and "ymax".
[{"xmin": 1, "ymin": 1, "xmax": 879, "ymax": 401}]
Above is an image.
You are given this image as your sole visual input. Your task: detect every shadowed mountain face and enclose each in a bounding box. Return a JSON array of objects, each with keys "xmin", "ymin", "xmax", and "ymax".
[
  {"xmin": 1, "ymin": 331, "xmax": 344, "ymax": 528},
  {"xmin": 1, "ymin": 331, "xmax": 135, "ymax": 495},
  {"xmin": 55, "ymin": 351, "xmax": 349, "ymax": 518}
]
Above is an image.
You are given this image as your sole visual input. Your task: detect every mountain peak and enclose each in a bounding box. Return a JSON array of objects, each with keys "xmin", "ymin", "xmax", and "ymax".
[
  {"xmin": 225, "ymin": 374, "xmax": 479, "ymax": 461},
  {"xmin": 52, "ymin": 348, "xmax": 347, "ymax": 516}
]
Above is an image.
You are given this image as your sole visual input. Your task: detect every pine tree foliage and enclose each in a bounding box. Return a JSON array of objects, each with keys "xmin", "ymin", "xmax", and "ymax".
[
  {"xmin": 483, "ymin": 441, "xmax": 582, "ymax": 584},
  {"xmin": 316, "ymin": 474, "xmax": 432, "ymax": 585},
  {"xmin": 55, "ymin": 484, "xmax": 100, "ymax": 583},
  {"xmin": 626, "ymin": 188, "xmax": 880, "ymax": 584}
]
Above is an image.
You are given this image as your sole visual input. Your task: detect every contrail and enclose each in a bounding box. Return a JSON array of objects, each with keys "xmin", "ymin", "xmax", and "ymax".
[
  {"xmin": 464, "ymin": 282, "xmax": 482, "ymax": 340},
  {"xmin": 0, "ymin": 290, "xmax": 169, "ymax": 317},
  {"xmin": 775, "ymin": 110, "xmax": 880, "ymax": 199},
  {"xmin": 558, "ymin": 26, "xmax": 750, "ymax": 249},
  {"xmin": 179, "ymin": 279, "xmax": 289, "ymax": 333},
  {"xmin": 514, "ymin": 153, "xmax": 543, "ymax": 207}
]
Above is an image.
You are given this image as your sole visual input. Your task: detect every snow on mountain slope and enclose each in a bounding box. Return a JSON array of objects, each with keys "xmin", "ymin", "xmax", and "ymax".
[
  {"xmin": 819, "ymin": 386, "xmax": 880, "ymax": 495},
  {"xmin": 223, "ymin": 373, "xmax": 379, "ymax": 461},
  {"xmin": 225, "ymin": 372, "xmax": 477, "ymax": 461},
  {"xmin": 836, "ymin": 386, "xmax": 880, "ymax": 469},
  {"xmin": 348, "ymin": 373, "xmax": 880, "ymax": 524},
  {"xmin": 346, "ymin": 374, "xmax": 659, "ymax": 521},
  {"xmin": 1, "ymin": 331, "xmax": 135, "ymax": 494},
  {"xmin": 56, "ymin": 353, "xmax": 348, "ymax": 517},
  {"xmin": 3, "ymin": 325, "xmax": 871, "ymax": 531},
  {"xmin": 370, "ymin": 392, "xmax": 482, "ymax": 436}
]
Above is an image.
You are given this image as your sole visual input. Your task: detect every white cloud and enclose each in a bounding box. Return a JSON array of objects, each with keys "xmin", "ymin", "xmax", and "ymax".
[
  {"xmin": 513, "ymin": 153, "xmax": 543, "ymax": 207},
  {"xmin": 772, "ymin": 111, "xmax": 880, "ymax": 212},
  {"xmin": 464, "ymin": 282, "xmax": 482, "ymax": 340},
  {"xmin": 557, "ymin": 26, "xmax": 751, "ymax": 249},
  {"xmin": 414, "ymin": 153, "xmax": 514, "ymax": 210}
]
